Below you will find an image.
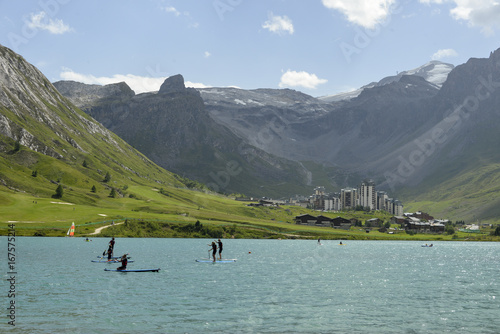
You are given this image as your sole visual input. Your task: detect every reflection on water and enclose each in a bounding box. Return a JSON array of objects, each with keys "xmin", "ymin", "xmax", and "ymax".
[{"xmin": 4, "ymin": 238, "xmax": 500, "ymax": 333}]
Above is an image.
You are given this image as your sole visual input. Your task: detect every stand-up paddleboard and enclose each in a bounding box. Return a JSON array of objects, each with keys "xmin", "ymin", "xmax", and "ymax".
[
  {"xmin": 92, "ymin": 260, "xmax": 135, "ymax": 263},
  {"xmin": 97, "ymin": 256, "xmax": 131, "ymax": 259},
  {"xmin": 104, "ymin": 268, "xmax": 160, "ymax": 272},
  {"xmin": 195, "ymin": 259, "xmax": 236, "ymax": 263}
]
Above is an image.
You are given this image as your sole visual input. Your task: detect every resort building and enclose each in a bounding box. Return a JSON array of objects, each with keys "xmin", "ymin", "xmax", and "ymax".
[
  {"xmin": 359, "ymin": 179, "xmax": 376, "ymax": 210},
  {"xmin": 341, "ymin": 187, "xmax": 358, "ymax": 209}
]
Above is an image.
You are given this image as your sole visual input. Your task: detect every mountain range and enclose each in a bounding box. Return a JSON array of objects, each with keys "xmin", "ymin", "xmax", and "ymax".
[{"xmin": 3, "ymin": 42, "xmax": 500, "ymax": 223}]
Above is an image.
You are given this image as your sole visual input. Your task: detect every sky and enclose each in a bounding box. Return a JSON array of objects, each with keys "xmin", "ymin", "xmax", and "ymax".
[{"xmin": 1, "ymin": 0, "xmax": 500, "ymax": 98}]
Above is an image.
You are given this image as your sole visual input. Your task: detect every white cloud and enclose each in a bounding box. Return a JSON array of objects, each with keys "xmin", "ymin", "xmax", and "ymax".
[
  {"xmin": 163, "ymin": 6, "xmax": 181, "ymax": 16},
  {"xmin": 420, "ymin": 0, "xmax": 500, "ymax": 35},
  {"xmin": 204, "ymin": 51, "xmax": 211, "ymax": 58},
  {"xmin": 279, "ymin": 70, "xmax": 328, "ymax": 89},
  {"xmin": 431, "ymin": 48, "xmax": 459, "ymax": 60},
  {"xmin": 322, "ymin": 0, "xmax": 396, "ymax": 29},
  {"xmin": 27, "ymin": 11, "xmax": 72, "ymax": 34},
  {"xmin": 262, "ymin": 12, "xmax": 294, "ymax": 35},
  {"xmin": 60, "ymin": 70, "xmax": 164, "ymax": 93},
  {"xmin": 185, "ymin": 81, "xmax": 210, "ymax": 89},
  {"xmin": 59, "ymin": 69, "xmax": 211, "ymax": 93}
]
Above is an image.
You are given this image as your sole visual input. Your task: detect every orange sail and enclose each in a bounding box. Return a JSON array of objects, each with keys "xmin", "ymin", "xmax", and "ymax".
[{"xmin": 67, "ymin": 222, "xmax": 75, "ymax": 237}]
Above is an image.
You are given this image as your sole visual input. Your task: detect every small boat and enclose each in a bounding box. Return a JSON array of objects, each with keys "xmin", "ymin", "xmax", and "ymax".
[
  {"xmin": 104, "ymin": 268, "xmax": 160, "ymax": 272},
  {"xmin": 66, "ymin": 222, "xmax": 75, "ymax": 237}
]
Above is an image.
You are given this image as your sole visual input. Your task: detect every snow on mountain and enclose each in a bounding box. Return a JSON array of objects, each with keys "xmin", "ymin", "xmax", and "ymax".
[
  {"xmin": 396, "ymin": 60, "xmax": 454, "ymax": 87},
  {"xmin": 319, "ymin": 60, "xmax": 454, "ymax": 102}
]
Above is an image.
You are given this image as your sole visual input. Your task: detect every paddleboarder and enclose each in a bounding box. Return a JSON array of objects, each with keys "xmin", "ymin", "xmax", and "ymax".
[
  {"xmin": 117, "ymin": 254, "xmax": 128, "ymax": 270},
  {"xmin": 210, "ymin": 241, "xmax": 217, "ymax": 262},
  {"xmin": 217, "ymin": 239, "xmax": 223, "ymax": 260},
  {"xmin": 107, "ymin": 247, "xmax": 113, "ymax": 261},
  {"xmin": 108, "ymin": 237, "xmax": 115, "ymax": 255}
]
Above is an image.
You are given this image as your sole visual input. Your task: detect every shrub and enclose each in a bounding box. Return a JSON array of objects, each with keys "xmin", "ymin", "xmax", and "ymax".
[
  {"xmin": 445, "ymin": 226, "xmax": 455, "ymax": 235},
  {"xmin": 13, "ymin": 141, "xmax": 21, "ymax": 153}
]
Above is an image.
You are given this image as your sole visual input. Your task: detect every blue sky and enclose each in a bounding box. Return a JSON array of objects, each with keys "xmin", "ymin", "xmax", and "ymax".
[{"xmin": 1, "ymin": 0, "xmax": 500, "ymax": 97}]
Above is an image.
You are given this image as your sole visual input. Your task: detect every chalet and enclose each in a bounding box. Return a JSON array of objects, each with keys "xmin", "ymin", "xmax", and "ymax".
[
  {"xmin": 429, "ymin": 222, "xmax": 445, "ymax": 233},
  {"xmin": 391, "ymin": 216, "xmax": 408, "ymax": 227},
  {"xmin": 408, "ymin": 211, "xmax": 434, "ymax": 221},
  {"xmin": 331, "ymin": 216, "xmax": 352, "ymax": 230},
  {"xmin": 405, "ymin": 218, "xmax": 446, "ymax": 234},
  {"xmin": 316, "ymin": 215, "xmax": 333, "ymax": 227},
  {"xmin": 366, "ymin": 218, "xmax": 381, "ymax": 227},
  {"xmin": 295, "ymin": 214, "xmax": 318, "ymax": 225}
]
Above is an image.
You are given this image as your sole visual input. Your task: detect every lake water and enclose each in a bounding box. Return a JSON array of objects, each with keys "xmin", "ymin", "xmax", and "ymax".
[{"xmin": 1, "ymin": 237, "xmax": 499, "ymax": 333}]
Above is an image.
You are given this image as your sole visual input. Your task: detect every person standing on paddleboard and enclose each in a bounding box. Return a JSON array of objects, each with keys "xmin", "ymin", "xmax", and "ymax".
[
  {"xmin": 210, "ymin": 241, "xmax": 217, "ymax": 262},
  {"xmin": 107, "ymin": 247, "xmax": 113, "ymax": 261},
  {"xmin": 109, "ymin": 237, "xmax": 115, "ymax": 256},
  {"xmin": 217, "ymin": 239, "xmax": 223, "ymax": 260},
  {"xmin": 117, "ymin": 254, "xmax": 128, "ymax": 270}
]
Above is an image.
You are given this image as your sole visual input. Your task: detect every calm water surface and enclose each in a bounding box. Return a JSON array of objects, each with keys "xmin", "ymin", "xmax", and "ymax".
[{"xmin": 1, "ymin": 237, "xmax": 499, "ymax": 333}]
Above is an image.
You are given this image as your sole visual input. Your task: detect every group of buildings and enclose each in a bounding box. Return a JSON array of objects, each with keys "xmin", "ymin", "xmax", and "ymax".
[
  {"xmin": 290, "ymin": 180, "xmax": 404, "ymax": 216},
  {"xmin": 294, "ymin": 211, "xmax": 450, "ymax": 234}
]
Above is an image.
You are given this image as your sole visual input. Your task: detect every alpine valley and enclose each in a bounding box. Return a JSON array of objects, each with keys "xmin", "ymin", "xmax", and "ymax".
[{"xmin": 3, "ymin": 42, "xmax": 500, "ymax": 225}]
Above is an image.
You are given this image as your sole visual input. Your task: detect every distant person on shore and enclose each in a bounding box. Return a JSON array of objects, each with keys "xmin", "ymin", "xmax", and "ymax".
[
  {"xmin": 117, "ymin": 254, "xmax": 128, "ymax": 270},
  {"xmin": 210, "ymin": 241, "xmax": 217, "ymax": 262},
  {"xmin": 217, "ymin": 239, "xmax": 223, "ymax": 260}
]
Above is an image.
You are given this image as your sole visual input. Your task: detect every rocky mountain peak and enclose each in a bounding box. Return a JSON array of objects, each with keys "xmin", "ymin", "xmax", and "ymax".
[
  {"xmin": 53, "ymin": 80, "xmax": 134, "ymax": 108},
  {"xmin": 159, "ymin": 74, "xmax": 186, "ymax": 94}
]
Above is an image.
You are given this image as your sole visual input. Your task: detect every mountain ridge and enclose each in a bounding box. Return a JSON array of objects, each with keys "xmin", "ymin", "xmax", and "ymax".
[
  {"xmin": 51, "ymin": 45, "xmax": 500, "ymax": 223},
  {"xmin": 319, "ymin": 60, "xmax": 454, "ymax": 102},
  {"xmin": 54, "ymin": 75, "xmax": 314, "ymax": 198}
]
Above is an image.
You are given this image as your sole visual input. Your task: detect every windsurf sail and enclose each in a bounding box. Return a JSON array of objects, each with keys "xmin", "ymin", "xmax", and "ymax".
[{"xmin": 67, "ymin": 222, "xmax": 75, "ymax": 237}]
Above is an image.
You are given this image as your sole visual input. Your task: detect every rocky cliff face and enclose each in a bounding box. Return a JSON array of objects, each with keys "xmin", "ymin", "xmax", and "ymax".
[
  {"xmin": 200, "ymin": 74, "xmax": 440, "ymax": 175},
  {"xmin": 197, "ymin": 50, "xmax": 500, "ymax": 195},
  {"xmin": 0, "ymin": 45, "xmax": 119, "ymax": 159},
  {"xmin": 53, "ymin": 80, "xmax": 134, "ymax": 108},
  {"xmin": 55, "ymin": 75, "xmax": 311, "ymax": 197},
  {"xmin": 0, "ymin": 43, "xmax": 185, "ymax": 198},
  {"xmin": 52, "ymin": 45, "xmax": 500, "ymax": 211}
]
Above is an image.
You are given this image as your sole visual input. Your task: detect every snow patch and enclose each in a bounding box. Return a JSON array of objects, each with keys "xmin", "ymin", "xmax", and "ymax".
[{"xmin": 247, "ymin": 99, "xmax": 264, "ymax": 106}]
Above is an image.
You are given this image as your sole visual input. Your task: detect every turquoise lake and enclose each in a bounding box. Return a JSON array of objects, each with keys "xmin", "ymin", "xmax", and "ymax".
[{"xmin": 1, "ymin": 237, "xmax": 499, "ymax": 333}]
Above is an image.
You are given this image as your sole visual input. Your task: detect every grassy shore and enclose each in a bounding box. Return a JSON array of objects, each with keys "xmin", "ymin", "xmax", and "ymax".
[{"xmin": 2, "ymin": 187, "xmax": 498, "ymax": 241}]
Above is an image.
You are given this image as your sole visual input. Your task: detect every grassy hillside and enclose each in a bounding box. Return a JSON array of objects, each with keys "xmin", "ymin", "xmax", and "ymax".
[
  {"xmin": 2, "ymin": 143, "xmax": 498, "ymax": 243},
  {"xmin": 401, "ymin": 162, "xmax": 500, "ymax": 224}
]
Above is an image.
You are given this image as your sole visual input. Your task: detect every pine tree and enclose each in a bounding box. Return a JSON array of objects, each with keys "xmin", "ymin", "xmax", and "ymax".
[
  {"xmin": 103, "ymin": 172, "xmax": 111, "ymax": 183},
  {"xmin": 91, "ymin": 185, "xmax": 97, "ymax": 193},
  {"xmin": 53, "ymin": 185, "xmax": 64, "ymax": 199},
  {"xmin": 109, "ymin": 188, "xmax": 116, "ymax": 198}
]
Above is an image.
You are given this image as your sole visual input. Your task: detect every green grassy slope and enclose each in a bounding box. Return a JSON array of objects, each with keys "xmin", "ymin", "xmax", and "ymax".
[{"xmin": 402, "ymin": 163, "xmax": 500, "ymax": 223}]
